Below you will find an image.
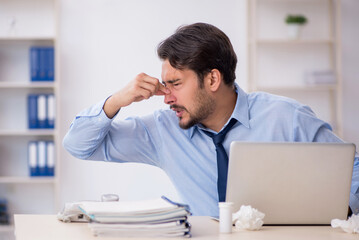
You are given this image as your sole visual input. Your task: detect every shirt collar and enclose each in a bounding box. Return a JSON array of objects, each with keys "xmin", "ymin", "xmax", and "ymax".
[
  {"xmin": 232, "ymin": 83, "xmax": 250, "ymax": 129},
  {"xmin": 188, "ymin": 83, "xmax": 250, "ymax": 138}
]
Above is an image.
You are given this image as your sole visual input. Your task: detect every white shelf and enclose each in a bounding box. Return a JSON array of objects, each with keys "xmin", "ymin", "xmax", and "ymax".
[
  {"xmin": 248, "ymin": 0, "xmax": 342, "ymax": 136},
  {"xmin": 256, "ymin": 84, "xmax": 337, "ymax": 92},
  {"xmin": 0, "ymin": 177, "xmax": 55, "ymax": 184},
  {"xmin": 258, "ymin": 0, "xmax": 329, "ymax": 3},
  {"xmin": 255, "ymin": 39, "xmax": 334, "ymax": 45},
  {"xmin": 0, "ymin": 129, "xmax": 56, "ymax": 136},
  {"xmin": 0, "ymin": 82, "xmax": 55, "ymax": 89},
  {"xmin": 0, "ymin": 225, "xmax": 14, "ymax": 233},
  {"xmin": 0, "ymin": 36, "xmax": 54, "ymax": 40},
  {"xmin": 0, "ymin": 0, "xmax": 59, "ymax": 221}
]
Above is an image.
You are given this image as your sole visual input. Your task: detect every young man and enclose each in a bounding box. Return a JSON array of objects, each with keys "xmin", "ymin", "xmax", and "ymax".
[{"xmin": 63, "ymin": 23, "xmax": 359, "ymax": 216}]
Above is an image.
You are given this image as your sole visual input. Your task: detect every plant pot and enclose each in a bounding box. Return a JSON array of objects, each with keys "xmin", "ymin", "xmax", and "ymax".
[{"xmin": 287, "ymin": 24, "xmax": 302, "ymax": 39}]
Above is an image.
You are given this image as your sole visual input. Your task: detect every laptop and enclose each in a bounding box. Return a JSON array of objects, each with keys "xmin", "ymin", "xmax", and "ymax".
[{"xmin": 226, "ymin": 142, "xmax": 356, "ymax": 225}]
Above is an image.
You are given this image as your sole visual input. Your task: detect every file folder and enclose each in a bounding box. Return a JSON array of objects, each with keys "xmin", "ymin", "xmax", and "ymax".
[
  {"xmin": 38, "ymin": 141, "xmax": 47, "ymax": 176},
  {"xmin": 39, "ymin": 48, "xmax": 47, "ymax": 80},
  {"xmin": 47, "ymin": 94, "xmax": 55, "ymax": 129},
  {"xmin": 27, "ymin": 95, "xmax": 38, "ymax": 129},
  {"xmin": 46, "ymin": 141, "xmax": 55, "ymax": 176},
  {"xmin": 28, "ymin": 94, "xmax": 56, "ymax": 129},
  {"xmin": 28, "ymin": 140, "xmax": 55, "ymax": 177},
  {"xmin": 46, "ymin": 48, "xmax": 55, "ymax": 81},
  {"xmin": 28, "ymin": 141, "xmax": 38, "ymax": 176},
  {"xmin": 30, "ymin": 47, "xmax": 40, "ymax": 81},
  {"xmin": 30, "ymin": 46, "xmax": 55, "ymax": 82},
  {"xmin": 37, "ymin": 95, "xmax": 47, "ymax": 128}
]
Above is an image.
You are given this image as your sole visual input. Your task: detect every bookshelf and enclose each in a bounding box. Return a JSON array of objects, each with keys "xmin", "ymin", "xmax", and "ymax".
[
  {"xmin": 0, "ymin": 0, "xmax": 59, "ymax": 238},
  {"xmin": 0, "ymin": 81, "xmax": 55, "ymax": 89},
  {"xmin": 248, "ymin": 0, "xmax": 342, "ymax": 136},
  {"xmin": 0, "ymin": 224, "xmax": 14, "ymax": 240}
]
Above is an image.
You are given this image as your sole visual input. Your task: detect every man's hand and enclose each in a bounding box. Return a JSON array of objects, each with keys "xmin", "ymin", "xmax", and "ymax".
[{"xmin": 103, "ymin": 73, "xmax": 169, "ymax": 119}]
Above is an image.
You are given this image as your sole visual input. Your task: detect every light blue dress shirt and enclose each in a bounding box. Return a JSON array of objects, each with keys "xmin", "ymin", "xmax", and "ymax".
[{"xmin": 63, "ymin": 84, "xmax": 359, "ymax": 216}]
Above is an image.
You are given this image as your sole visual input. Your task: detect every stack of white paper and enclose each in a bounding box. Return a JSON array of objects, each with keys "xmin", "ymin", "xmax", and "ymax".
[{"xmin": 79, "ymin": 196, "xmax": 191, "ymax": 238}]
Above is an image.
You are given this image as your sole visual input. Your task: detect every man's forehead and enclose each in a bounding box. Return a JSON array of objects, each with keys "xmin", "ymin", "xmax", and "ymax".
[{"xmin": 161, "ymin": 61, "xmax": 182, "ymax": 80}]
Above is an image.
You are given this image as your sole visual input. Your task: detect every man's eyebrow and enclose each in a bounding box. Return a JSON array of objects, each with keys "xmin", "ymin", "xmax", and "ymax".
[{"xmin": 162, "ymin": 79, "xmax": 180, "ymax": 85}]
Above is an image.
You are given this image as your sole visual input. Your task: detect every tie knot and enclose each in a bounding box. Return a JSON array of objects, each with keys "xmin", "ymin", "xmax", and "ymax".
[
  {"xmin": 203, "ymin": 118, "xmax": 237, "ymax": 145},
  {"xmin": 212, "ymin": 133, "xmax": 226, "ymax": 145}
]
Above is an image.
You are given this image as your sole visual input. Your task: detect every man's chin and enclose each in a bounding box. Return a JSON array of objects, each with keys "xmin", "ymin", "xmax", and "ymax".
[{"xmin": 178, "ymin": 117, "xmax": 197, "ymax": 130}]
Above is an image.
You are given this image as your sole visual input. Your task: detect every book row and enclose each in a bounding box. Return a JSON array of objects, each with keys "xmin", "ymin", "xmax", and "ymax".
[
  {"xmin": 0, "ymin": 198, "xmax": 9, "ymax": 225},
  {"xmin": 28, "ymin": 94, "xmax": 55, "ymax": 129},
  {"xmin": 30, "ymin": 47, "xmax": 55, "ymax": 81},
  {"xmin": 28, "ymin": 141, "xmax": 55, "ymax": 177}
]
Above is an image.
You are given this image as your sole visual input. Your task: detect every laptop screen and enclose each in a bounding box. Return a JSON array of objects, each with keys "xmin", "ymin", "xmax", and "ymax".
[{"xmin": 226, "ymin": 142, "xmax": 355, "ymax": 225}]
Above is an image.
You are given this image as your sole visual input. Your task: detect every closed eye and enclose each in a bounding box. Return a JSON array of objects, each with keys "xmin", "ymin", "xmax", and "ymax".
[{"xmin": 163, "ymin": 79, "xmax": 181, "ymax": 89}]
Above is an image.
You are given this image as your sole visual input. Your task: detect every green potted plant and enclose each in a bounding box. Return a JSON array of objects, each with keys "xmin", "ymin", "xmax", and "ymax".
[{"xmin": 285, "ymin": 14, "xmax": 308, "ymax": 39}]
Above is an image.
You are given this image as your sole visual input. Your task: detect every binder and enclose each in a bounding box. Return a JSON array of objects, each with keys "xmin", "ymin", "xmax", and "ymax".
[
  {"xmin": 29, "ymin": 46, "xmax": 55, "ymax": 82},
  {"xmin": 28, "ymin": 95, "xmax": 38, "ymax": 129},
  {"xmin": 27, "ymin": 140, "xmax": 55, "ymax": 177},
  {"xmin": 47, "ymin": 94, "xmax": 55, "ymax": 129},
  {"xmin": 39, "ymin": 48, "xmax": 47, "ymax": 80},
  {"xmin": 0, "ymin": 198, "xmax": 9, "ymax": 225},
  {"xmin": 28, "ymin": 141, "xmax": 38, "ymax": 176},
  {"xmin": 46, "ymin": 48, "xmax": 55, "ymax": 81},
  {"xmin": 46, "ymin": 141, "xmax": 55, "ymax": 176},
  {"xmin": 37, "ymin": 95, "xmax": 47, "ymax": 128},
  {"xmin": 27, "ymin": 94, "xmax": 56, "ymax": 129},
  {"xmin": 38, "ymin": 141, "xmax": 47, "ymax": 176},
  {"xmin": 30, "ymin": 47, "xmax": 40, "ymax": 81}
]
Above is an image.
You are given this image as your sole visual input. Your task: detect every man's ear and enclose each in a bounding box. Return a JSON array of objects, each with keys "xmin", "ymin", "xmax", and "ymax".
[{"xmin": 206, "ymin": 69, "xmax": 222, "ymax": 92}]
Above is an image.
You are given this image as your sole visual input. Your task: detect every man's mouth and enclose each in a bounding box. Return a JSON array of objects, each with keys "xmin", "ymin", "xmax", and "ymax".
[
  {"xmin": 170, "ymin": 105, "xmax": 186, "ymax": 118},
  {"xmin": 175, "ymin": 109, "xmax": 184, "ymax": 118}
]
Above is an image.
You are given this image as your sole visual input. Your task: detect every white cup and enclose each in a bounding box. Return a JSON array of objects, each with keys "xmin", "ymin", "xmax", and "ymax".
[{"xmin": 218, "ymin": 202, "xmax": 233, "ymax": 233}]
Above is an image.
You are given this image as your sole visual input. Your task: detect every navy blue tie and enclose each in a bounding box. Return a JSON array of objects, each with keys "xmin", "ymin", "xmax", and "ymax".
[{"xmin": 203, "ymin": 118, "xmax": 237, "ymax": 202}]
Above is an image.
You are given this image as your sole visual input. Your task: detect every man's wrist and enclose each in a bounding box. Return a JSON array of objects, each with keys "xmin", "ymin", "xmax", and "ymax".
[{"xmin": 103, "ymin": 95, "xmax": 122, "ymax": 119}]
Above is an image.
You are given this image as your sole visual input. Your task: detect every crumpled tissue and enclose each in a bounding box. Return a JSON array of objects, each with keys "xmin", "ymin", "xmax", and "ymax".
[
  {"xmin": 331, "ymin": 214, "xmax": 359, "ymax": 234},
  {"xmin": 232, "ymin": 205, "xmax": 265, "ymax": 230},
  {"xmin": 57, "ymin": 202, "xmax": 90, "ymax": 223}
]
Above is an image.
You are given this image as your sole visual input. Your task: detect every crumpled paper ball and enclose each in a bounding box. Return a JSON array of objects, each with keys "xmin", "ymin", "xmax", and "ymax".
[
  {"xmin": 57, "ymin": 202, "xmax": 90, "ymax": 223},
  {"xmin": 331, "ymin": 214, "xmax": 359, "ymax": 234},
  {"xmin": 232, "ymin": 205, "xmax": 265, "ymax": 230}
]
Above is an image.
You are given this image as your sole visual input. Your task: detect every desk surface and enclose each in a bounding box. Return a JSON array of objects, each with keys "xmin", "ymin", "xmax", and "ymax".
[{"xmin": 14, "ymin": 214, "xmax": 356, "ymax": 240}]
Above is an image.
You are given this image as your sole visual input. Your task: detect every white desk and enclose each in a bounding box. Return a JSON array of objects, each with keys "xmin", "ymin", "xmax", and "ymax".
[{"xmin": 14, "ymin": 214, "xmax": 356, "ymax": 240}]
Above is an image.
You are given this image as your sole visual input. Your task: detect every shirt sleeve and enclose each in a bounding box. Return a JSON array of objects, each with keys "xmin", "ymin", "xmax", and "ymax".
[
  {"xmin": 292, "ymin": 105, "xmax": 359, "ymax": 215},
  {"xmin": 292, "ymin": 105, "xmax": 332, "ymax": 142},
  {"xmin": 62, "ymin": 97, "xmax": 161, "ymax": 167}
]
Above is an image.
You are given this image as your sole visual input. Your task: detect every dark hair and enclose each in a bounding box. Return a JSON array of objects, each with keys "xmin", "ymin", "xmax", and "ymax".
[{"xmin": 157, "ymin": 23, "xmax": 237, "ymax": 87}]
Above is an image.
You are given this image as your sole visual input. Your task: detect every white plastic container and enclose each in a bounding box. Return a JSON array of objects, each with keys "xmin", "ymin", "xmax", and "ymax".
[
  {"xmin": 219, "ymin": 202, "xmax": 233, "ymax": 233},
  {"xmin": 101, "ymin": 194, "xmax": 119, "ymax": 202}
]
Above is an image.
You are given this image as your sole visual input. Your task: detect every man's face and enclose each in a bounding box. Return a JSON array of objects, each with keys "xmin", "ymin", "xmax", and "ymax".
[{"xmin": 161, "ymin": 60, "xmax": 215, "ymax": 129}]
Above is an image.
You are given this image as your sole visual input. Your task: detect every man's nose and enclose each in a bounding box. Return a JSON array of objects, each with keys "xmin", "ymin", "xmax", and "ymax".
[{"xmin": 164, "ymin": 89, "xmax": 176, "ymax": 105}]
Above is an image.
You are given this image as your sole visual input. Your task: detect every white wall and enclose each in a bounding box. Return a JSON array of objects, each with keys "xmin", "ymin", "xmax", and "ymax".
[
  {"xmin": 341, "ymin": 0, "xmax": 359, "ymax": 148},
  {"xmin": 58, "ymin": 0, "xmax": 247, "ymax": 207},
  {"xmin": 58, "ymin": 0, "xmax": 359, "ymax": 210}
]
